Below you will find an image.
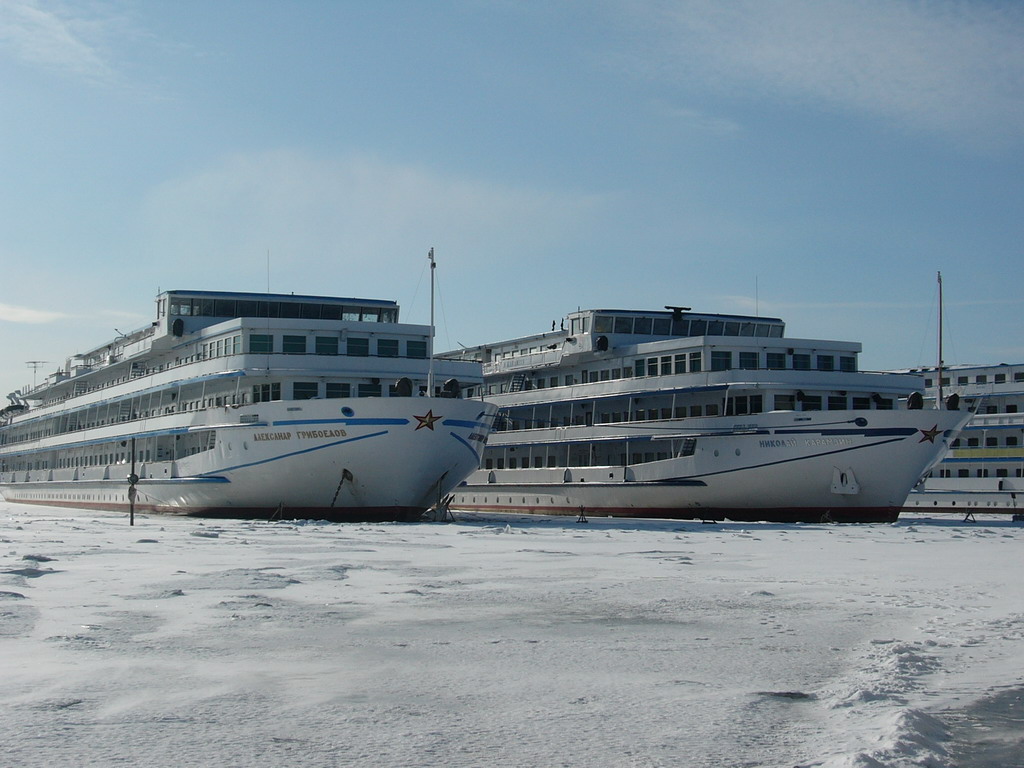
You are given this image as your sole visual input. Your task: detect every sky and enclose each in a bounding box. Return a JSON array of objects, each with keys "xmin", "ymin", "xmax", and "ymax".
[{"xmin": 1, "ymin": 0, "xmax": 1022, "ymax": 398}]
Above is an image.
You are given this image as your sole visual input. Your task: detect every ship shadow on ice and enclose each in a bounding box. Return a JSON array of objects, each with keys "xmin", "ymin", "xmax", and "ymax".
[
  {"xmin": 450, "ymin": 510, "xmax": 886, "ymax": 534},
  {"xmin": 450, "ymin": 510, "xmax": 1024, "ymax": 535}
]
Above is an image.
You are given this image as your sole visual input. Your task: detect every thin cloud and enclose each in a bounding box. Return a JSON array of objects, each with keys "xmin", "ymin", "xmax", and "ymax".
[
  {"xmin": 625, "ymin": 0, "xmax": 1024, "ymax": 150},
  {"xmin": 0, "ymin": 0, "xmax": 116, "ymax": 83},
  {"xmin": 139, "ymin": 149, "xmax": 605, "ymax": 283},
  {"xmin": 666, "ymin": 105, "xmax": 741, "ymax": 135},
  {"xmin": 0, "ymin": 301, "xmax": 70, "ymax": 324}
]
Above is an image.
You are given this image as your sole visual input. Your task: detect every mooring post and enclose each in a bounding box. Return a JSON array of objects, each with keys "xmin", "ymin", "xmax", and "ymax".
[{"xmin": 128, "ymin": 436, "xmax": 138, "ymax": 526}]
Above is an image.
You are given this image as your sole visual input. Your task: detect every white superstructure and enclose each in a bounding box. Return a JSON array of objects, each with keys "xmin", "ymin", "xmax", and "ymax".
[
  {"xmin": 0, "ymin": 290, "xmax": 496, "ymax": 521},
  {"xmin": 444, "ymin": 307, "xmax": 970, "ymax": 523},
  {"xmin": 901, "ymin": 362, "xmax": 1024, "ymax": 516}
]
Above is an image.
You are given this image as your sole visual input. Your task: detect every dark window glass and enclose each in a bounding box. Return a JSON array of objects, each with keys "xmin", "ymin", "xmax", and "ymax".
[
  {"xmin": 774, "ymin": 395, "xmax": 795, "ymax": 410},
  {"xmin": 358, "ymin": 383, "xmax": 382, "ymax": 397},
  {"xmin": 315, "ymin": 337, "xmax": 339, "ymax": 355},
  {"xmin": 326, "ymin": 382, "xmax": 350, "ymax": 398},
  {"xmin": 294, "ymin": 382, "xmax": 318, "ymax": 400},
  {"xmin": 214, "ymin": 300, "xmax": 236, "ymax": 317},
  {"xmin": 348, "ymin": 338, "xmax": 370, "ymax": 357},
  {"xmin": 249, "ymin": 334, "xmax": 273, "ymax": 354},
  {"xmin": 283, "ymin": 335, "xmax": 306, "ymax": 354},
  {"xmin": 252, "ymin": 383, "xmax": 281, "ymax": 402},
  {"xmin": 236, "ymin": 300, "xmax": 259, "ymax": 317},
  {"xmin": 711, "ymin": 351, "xmax": 731, "ymax": 371}
]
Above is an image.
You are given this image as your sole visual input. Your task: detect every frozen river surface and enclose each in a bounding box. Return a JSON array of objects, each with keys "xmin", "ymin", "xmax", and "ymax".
[{"xmin": 2, "ymin": 505, "xmax": 1022, "ymax": 767}]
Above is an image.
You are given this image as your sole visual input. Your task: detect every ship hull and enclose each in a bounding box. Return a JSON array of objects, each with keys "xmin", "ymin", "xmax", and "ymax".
[
  {"xmin": 1, "ymin": 397, "xmax": 496, "ymax": 521},
  {"xmin": 452, "ymin": 409, "xmax": 969, "ymax": 523}
]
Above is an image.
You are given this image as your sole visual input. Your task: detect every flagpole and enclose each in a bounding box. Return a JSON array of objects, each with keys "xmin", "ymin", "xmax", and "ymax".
[
  {"xmin": 428, "ymin": 248, "xmax": 435, "ymax": 398},
  {"xmin": 936, "ymin": 271, "xmax": 943, "ymax": 409}
]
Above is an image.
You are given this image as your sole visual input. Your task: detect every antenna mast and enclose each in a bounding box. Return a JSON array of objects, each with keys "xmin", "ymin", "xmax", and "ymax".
[
  {"xmin": 428, "ymin": 247, "xmax": 436, "ymax": 397},
  {"xmin": 25, "ymin": 361, "xmax": 48, "ymax": 389},
  {"xmin": 936, "ymin": 271, "xmax": 943, "ymax": 409}
]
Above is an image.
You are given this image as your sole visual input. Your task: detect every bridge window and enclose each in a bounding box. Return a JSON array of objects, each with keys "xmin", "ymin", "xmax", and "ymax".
[
  {"xmin": 326, "ymin": 383, "xmax": 350, "ymax": 398},
  {"xmin": 283, "ymin": 335, "xmax": 306, "ymax": 354},
  {"xmin": 711, "ymin": 351, "xmax": 732, "ymax": 371},
  {"xmin": 316, "ymin": 336, "xmax": 339, "ymax": 355},
  {"xmin": 249, "ymin": 334, "xmax": 273, "ymax": 354}
]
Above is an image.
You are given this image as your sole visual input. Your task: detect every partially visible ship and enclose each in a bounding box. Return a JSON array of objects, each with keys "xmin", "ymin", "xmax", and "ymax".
[
  {"xmin": 0, "ymin": 289, "xmax": 496, "ymax": 521},
  {"xmin": 443, "ymin": 306, "xmax": 970, "ymax": 523},
  {"xmin": 902, "ymin": 362, "xmax": 1024, "ymax": 516}
]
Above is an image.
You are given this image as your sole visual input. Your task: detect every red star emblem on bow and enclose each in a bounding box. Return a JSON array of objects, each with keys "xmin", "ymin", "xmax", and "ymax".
[
  {"xmin": 414, "ymin": 410, "xmax": 441, "ymax": 431},
  {"xmin": 918, "ymin": 424, "xmax": 941, "ymax": 443}
]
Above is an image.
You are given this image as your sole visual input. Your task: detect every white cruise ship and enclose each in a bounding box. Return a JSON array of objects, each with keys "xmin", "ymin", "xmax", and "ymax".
[
  {"xmin": 443, "ymin": 307, "xmax": 970, "ymax": 523},
  {"xmin": 0, "ymin": 290, "xmax": 496, "ymax": 521},
  {"xmin": 901, "ymin": 362, "xmax": 1024, "ymax": 516}
]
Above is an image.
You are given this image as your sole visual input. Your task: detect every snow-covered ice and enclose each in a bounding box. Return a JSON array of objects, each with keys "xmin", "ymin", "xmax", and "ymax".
[{"xmin": 1, "ymin": 504, "xmax": 1021, "ymax": 767}]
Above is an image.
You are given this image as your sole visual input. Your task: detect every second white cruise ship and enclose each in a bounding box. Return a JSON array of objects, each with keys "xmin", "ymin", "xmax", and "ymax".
[{"xmin": 444, "ymin": 306, "xmax": 969, "ymax": 523}]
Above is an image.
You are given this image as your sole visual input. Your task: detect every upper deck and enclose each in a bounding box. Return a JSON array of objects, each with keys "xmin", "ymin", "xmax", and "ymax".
[
  {"xmin": 450, "ymin": 308, "xmax": 787, "ymax": 366},
  {"xmin": 16, "ymin": 290, "xmax": 407, "ymax": 404}
]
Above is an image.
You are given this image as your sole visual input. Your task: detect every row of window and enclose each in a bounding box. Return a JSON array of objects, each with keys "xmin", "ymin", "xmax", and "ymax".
[
  {"xmin": 503, "ymin": 351, "xmax": 857, "ymax": 394},
  {"xmin": 245, "ymin": 334, "xmax": 426, "ymax": 358},
  {"xmin": 939, "ymin": 468, "xmax": 1024, "ymax": 478},
  {"xmin": 167, "ymin": 297, "xmax": 398, "ymax": 323},
  {"xmin": 639, "ymin": 351, "xmax": 855, "ymax": 375},
  {"xmin": 497, "ymin": 393, "xmax": 893, "ymax": 430},
  {"xmin": 952, "ymin": 435, "xmax": 1022, "ymax": 448},
  {"xmin": 926, "ymin": 371, "xmax": 1024, "ymax": 387},
  {"xmin": 253, "ymin": 381, "xmax": 430, "ymax": 402},
  {"xmin": 2, "ymin": 375, "xmax": 420, "ymax": 445},
  {"xmin": 591, "ymin": 314, "xmax": 785, "ymax": 339},
  {"xmin": 484, "ymin": 453, "xmax": 675, "ymax": 470}
]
